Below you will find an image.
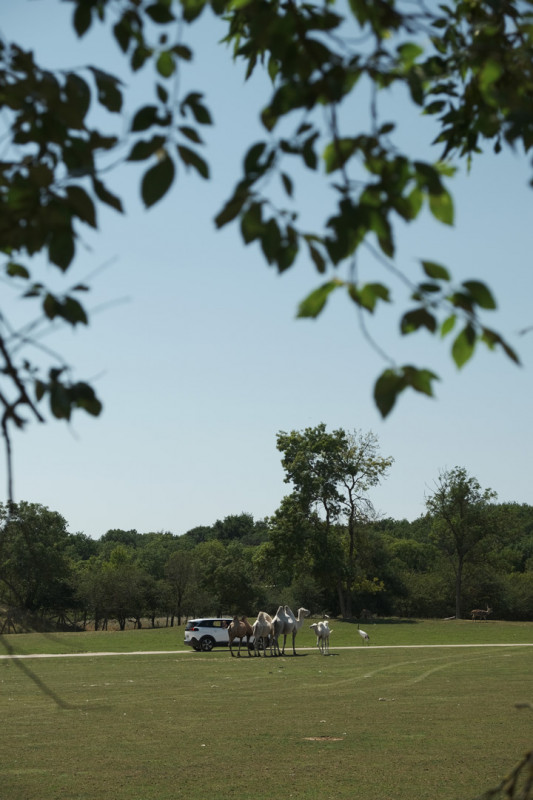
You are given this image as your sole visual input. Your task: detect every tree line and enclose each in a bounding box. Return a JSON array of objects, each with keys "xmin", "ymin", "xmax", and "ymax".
[{"xmin": 0, "ymin": 425, "xmax": 532, "ymax": 632}]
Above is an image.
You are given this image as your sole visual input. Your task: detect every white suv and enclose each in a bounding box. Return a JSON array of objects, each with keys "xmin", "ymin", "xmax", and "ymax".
[{"xmin": 184, "ymin": 617, "xmax": 234, "ymax": 651}]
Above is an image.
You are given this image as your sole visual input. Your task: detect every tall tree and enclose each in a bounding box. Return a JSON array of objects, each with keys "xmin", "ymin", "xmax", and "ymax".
[
  {"xmin": 276, "ymin": 424, "xmax": 393, "ymax": 617},
  {"xmin": 164, "ymin": 549, "xmax": 196, "ymax": 625},
  {"xmin": 1, "ymin": 0, "xmax": 530, "ymax": 497},
  {"xmin": 425, "ymin": 466, "xmax": 498, "ymax": 618},
  {"xmin": 0, "ymin": 501, "xmax": 71, "ymax": 613}
]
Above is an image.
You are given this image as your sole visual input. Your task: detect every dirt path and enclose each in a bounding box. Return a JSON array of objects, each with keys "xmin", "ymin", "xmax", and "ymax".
[{"xmin": 1, "ymin": 643, "xmax": 532, "ymax": 659}]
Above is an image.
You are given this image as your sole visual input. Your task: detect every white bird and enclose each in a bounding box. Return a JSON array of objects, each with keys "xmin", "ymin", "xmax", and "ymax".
[{"xmin": 357, "ymin": 626, "xmax": 370, "ymax": 645}]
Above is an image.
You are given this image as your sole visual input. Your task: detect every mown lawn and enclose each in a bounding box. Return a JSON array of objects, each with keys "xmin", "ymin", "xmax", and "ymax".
[
  {"xmin": 1, "ymin": 617, "xmax": 532, "ymax": 656},
  {"xmin": 1, "ymin": 620, "xmax": 532, "ymax": 800}
]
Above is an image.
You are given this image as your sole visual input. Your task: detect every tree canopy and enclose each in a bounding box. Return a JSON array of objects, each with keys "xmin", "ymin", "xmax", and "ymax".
[
  {"xmin": 425, "ymin": 466, "xmax": 499, "ymax": 618},
  {"xmin": 274, "ymin": 424, "xmax": 393, "ymax": 616},
  {"xmin": 1, "ymin": 0, "xmax": 532, "ymax": 498}
]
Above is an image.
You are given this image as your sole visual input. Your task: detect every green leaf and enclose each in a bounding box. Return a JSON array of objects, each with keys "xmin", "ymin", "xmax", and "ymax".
[
  {"xmin": 302, "ymin": 134, "xmax": 319, "ymax": 169},
  {"xmin": 113, "ymin": 21, "xmax": 130, "ymax": 53},
  {"xmin": 66, "ymin": 186, "xmax": 97, "ymax": 228},
  {"xmin": 48, "ymin": 231, "xmax": 75, "ymax": 271},
  {"xmin": 374, "ymin": 366, "xmax": 439, "ymax": 417},
  {"xmin": 6, "ymin": 262, "xmax": 30, "ymax": 279},
  {"xmin": 89, "ymin": 68, "xmax": 123, "ymax": 113},
  {"xmin": 281, "ymin": 172, "xmax": 293, "ymax": 197},
  {"xmin": 374, "ymin": 370, "xmax": 406, "ymax": 418},
  {"xmin": 156, "ymin": 83, "xmax": 169, "ymax": 104},
  {"xmin": 141, "ymin": 156, "xmax": 176, "ymax": 207},
  {"xmin": 50, "ymin": 381, "xmax": 72, "ymax": 420},
  {"xmin": 260, "ymin": 218, "xmax": 281, "ymax": 265},
  {"xmin": 93, "ymin": 178, "xmax": 123, "ymax": 213},
  {"xmin": 70, "ymin": 382, "xmax": 103, "ymax": 416},
  {"xmin": 349, "ymin": 282, "xmax": 390, "ymax": 312},
  {"xmin": 173, "ymin": 45, "xmax": 193, "ymax": 61},
  {"xmin": 156, "ymin": 51, "xmax": 175, "ymax": 78},
  {"xmin": 323, "ymin": 138, "xmax": 358, "ymax": 174},
  {"xmin": 397, "ymin": 42, "xmax": 424, "ymax": 66},
  {"xmin": 181, "ymin": 93, "xmax": 212, "ymax": 125},
  {"xmin": 403, "ymin": 366, "xmax": 439, "ymax": 396},
  {"xmin": 181, "ymin": 0, "xmax": 207, "ymax": 22},
  {"xmin": 401, "ymin": 308, "xmax": 437, "ymax": 334},
  {"xmin": 131, "ymin": 105, "xmax": 159, "ymax": 133},
  {"xmin": 241, "ymin": 203, "xmax": 263, "ymax": 244},
  {"xmin": 73, "ymin": 2, "xmax": 92, "ymax": 36},
  {"xmin": 451, "ymin": 324, "xmax": 476, "ymax": 368},
  {"xmin": 481, "ymin": 328, "xmax": 520, "ymax": 364},
  {"xmin": 421, "ymin": 260, "xmax": 450, "ymax": 281},
  {"xmin": 43, "ymin": 294, "xmax": 88, "ymax": 325},
  {"xmin": 441, "ymin": 314, "xmax": 456, "ymax": 337},
  {"xmin": 177, "ymin": 145, "xmax": 209, "ymax": 179},
  {"xmin": 146, "ymin": 3, "xmax": 176, "ymax": 23},
  {"xmin": 178, "ymin": 126, "xmax": 202, "ymax": 144},
  {"xmin": 307, "ymin": 242, "xmax": 326, "ymax": 274},
  {"xmin": 428, "ymin": 190, "xmax": 454, "ymax": 225},
  {"xmin": 215, "ymin": 185, "xmax": 250, "ymax": 228},
  {"xmin": 35, "ymin": 379, "xmax": 46, "ymax": 403},
  {"xmin": 479, "ymin": 60, "xmax": 504, "ymax": 96},
  {"xmin": 462, "ymin": 280, "xmax": 496, "ymax": 310},
  {"xmin": 297, "ymin": 280, "xmax": 342, "ymax": 319},
  {"xmin": 127, "ymin": 136, "xmax": 166, "ymax": 161},
  {"xmin": 244, "ymin": 143, "xmax": 267, "ymax": 176}
]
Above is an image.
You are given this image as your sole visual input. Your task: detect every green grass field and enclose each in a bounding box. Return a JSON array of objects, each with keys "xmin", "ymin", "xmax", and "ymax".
[{"xmin": 1, "ymin": 620, "xmax": 532, "ymax": 800}]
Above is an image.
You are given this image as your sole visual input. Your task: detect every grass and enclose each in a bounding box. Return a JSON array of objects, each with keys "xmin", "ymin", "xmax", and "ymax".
[
  {"xmin": 1, "ymin": 617, "xmax": 533, "ymax": 656},
  {"xmin": 1, "ymin": 620, "xmax": 532, "ymax": 800}
]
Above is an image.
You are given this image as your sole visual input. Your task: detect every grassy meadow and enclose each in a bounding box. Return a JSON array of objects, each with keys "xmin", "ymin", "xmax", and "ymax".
[{"xmin": 1, "ymin": 619, "xmax": 532, "ymax": 800}]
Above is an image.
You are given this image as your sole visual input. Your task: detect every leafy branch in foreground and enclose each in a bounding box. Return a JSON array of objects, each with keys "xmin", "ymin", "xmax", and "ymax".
[{"xmin": 1, "ymin": 0, "xmax": 531, "ymax": 496}]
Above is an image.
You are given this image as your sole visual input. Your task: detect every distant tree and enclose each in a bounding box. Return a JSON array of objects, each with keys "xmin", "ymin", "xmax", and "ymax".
[
  {"xmin": 65, "ymin": 531, "xmax": 99, "ymax": 562},
  {"xmin": 276, "ymin": 424, "xmax": 393, "ymax": 617},
  {"xmin": 426, "ymin": 467, "xmax": 499, "ymax": 618},
  {"xmin": 212, "ymin": 513, "xmax": 269, "ymax": 546},
  {"xmin": 99, "ymin": 529, "xmax": 141, "ymax": 554},
  {"xmin": 136, "ymin": 532, "xmax": 181, "ymax": 581},
  {"xmin": 0, "ymin": 501, "xmax": 72, "ymax": 619},
  {"xmin": 101, "ymin": 545, "xmax": 151, "ymax": 630},
  {"xmin": 164, "ymin": 549, "xmax": 197, "ymax": 625},
  {"xmin": 179, "ymin": 526, "xmax": 214, "ymax": 548}
]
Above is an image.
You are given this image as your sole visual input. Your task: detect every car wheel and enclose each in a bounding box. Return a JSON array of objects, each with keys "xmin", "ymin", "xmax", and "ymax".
[{"xmin": 200, "ymin": 636, "xmax": 215, "ymax": 652}]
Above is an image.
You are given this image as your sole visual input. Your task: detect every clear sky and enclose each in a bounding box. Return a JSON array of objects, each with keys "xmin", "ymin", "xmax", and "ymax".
[{"xmin": 2, "ymin": 0, "xmax": 532, "ymax": 539}]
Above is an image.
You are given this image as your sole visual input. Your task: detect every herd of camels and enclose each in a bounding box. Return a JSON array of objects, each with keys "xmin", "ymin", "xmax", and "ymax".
[
  {"xmin": 228, "ymin": 605, "xmax": 311, "ymax": 657},
  {"xmin": 227, "ymin": 603, "xmax": 494, "ymax": 657}
]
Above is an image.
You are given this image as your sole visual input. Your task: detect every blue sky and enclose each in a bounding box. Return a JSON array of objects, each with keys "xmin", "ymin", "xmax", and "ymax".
[{"xmin": 2, "ymin": 0, "xmax": 532, "ymax": 538}]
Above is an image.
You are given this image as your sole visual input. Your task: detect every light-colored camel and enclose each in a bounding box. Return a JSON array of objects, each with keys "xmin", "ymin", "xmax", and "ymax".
[
  {"xmin": 252, "ymin": 611, "xmax": 274, "ymax": 657},
  {"xmin": 272, "ymin": 605, "xmax": 310, "ymax": 656},
  {"xmin": 310, "ymin": 620, "xmax": 332, "ymax": 654},
  {"xmin": 270, "ymin": 605, "xmax": 285, "ymax": 656},
  {"xmin": 228, "ymin": 615, "xmax": 253, "ymax": 657}
]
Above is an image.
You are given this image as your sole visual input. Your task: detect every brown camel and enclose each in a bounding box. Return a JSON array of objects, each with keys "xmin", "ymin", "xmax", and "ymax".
[{"xmin": 228, "ymin": 615, "xmax": 253, "ymax": 657}]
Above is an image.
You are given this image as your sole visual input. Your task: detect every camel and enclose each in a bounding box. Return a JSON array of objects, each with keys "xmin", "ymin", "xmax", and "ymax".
[
  {"xmin": 310, "ymin": 620, "xmax": 332, "ymax": 654},
  {"xmin": 252, "ymin": 611, "xmax": 274, "ymax": 656},
  {"xmin": 270, "ymin": 605, "xmax": 285, "ymax": 656},
  {"xmin": 272, "ymin": 605, "xmax": 310, "ymax": 656},
  {"xmin": 228, "ymin": 615, "xmax": 253, "ymax": 657}
]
